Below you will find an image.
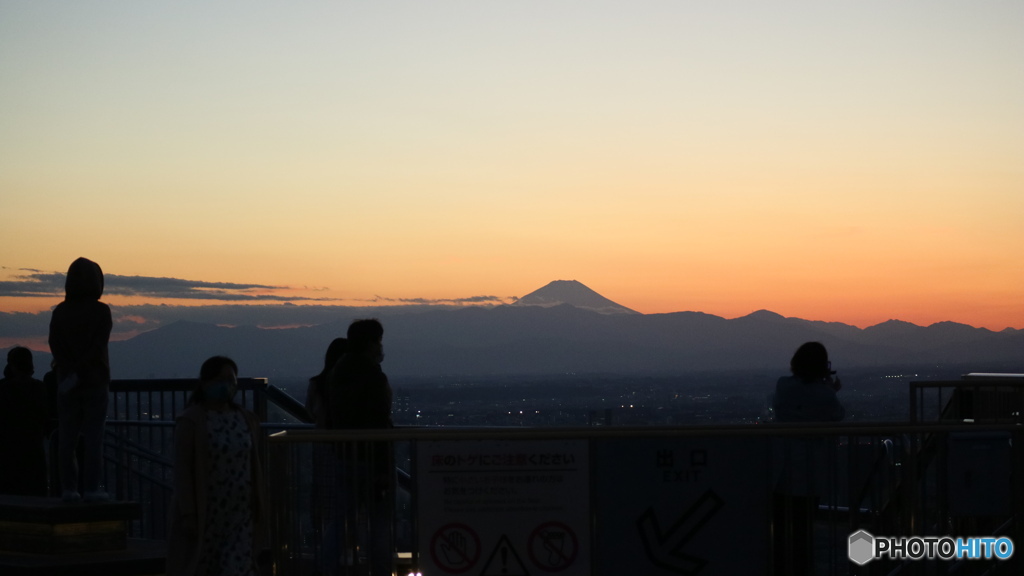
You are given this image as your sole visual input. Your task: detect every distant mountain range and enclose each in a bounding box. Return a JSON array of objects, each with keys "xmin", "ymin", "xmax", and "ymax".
[{"xmin": 12, "ymin": 280, "xmax": 1022, "ymax": 379}]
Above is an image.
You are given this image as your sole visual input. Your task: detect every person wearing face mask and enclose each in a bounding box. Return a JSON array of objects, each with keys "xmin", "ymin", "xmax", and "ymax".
[
  {"xmin": 167, "ymin": 356, "xmax": 265, "ymax": 576},
  {"xmin": 328, "ymin": 320, "xmax": 391, "ymax": 431}
]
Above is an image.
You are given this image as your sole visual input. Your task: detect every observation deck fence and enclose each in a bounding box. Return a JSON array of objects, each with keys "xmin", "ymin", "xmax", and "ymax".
[{"xmin": 91, "ymin": 375, "xmax": 1023, "ymax": 575}]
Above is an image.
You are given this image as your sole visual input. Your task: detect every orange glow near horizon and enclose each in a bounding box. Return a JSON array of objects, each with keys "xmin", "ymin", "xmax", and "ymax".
[
  {"xmin": 2, "ymin": 270, "xmax": 1020, "ymax": 334},
  {"xmin": 1, "ymin": 2, "xmax": 1021, "ymax": 336}
]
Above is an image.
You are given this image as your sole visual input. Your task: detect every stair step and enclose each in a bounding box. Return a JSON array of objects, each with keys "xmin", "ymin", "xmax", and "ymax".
[{"xmin": 0, "ymin": 495, "xmax": 140, "ymax": 554}]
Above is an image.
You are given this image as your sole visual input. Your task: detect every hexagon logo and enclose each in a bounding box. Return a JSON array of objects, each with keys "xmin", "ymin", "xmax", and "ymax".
[{"xmin": 848, "ymin": 530, "xmax": 875, "ymax": 565}]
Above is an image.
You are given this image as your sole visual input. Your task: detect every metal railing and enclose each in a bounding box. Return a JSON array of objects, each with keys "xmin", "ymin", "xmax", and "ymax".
[
  {"xmin": 909, "ymin": 374, "xmax": 1024, "ymax": 424},
  {"xmin": 92, "ymin": 376, "xmax": 1024, "ymax": 574},
  {"xmin": 268, "ymin": 422, "xmax": 1023, "ymax": 576},
  {"xmin": 101, "ymin": 378, "xmax": 313, "ymax": 538}
]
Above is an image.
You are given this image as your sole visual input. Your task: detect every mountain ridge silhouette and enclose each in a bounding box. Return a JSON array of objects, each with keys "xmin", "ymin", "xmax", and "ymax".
[
  {"xmin": 8, "ymin": 281, "xmax": 1018, "ymax": 378},
  {"xmin": 102, "ymin": 303, "xmax": 1020, "ymax": 378}
]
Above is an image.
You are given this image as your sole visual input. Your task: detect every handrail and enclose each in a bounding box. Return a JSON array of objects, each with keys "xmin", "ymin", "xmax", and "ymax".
[
  {"xmin": 910, "ymin": 378, "xmax": 1024, "ymax": 423},
  {"xmin": 105, "ymin": 426, "xmax": 174, "ymax": 466},
  {"xmin": 110, "ymin": 377, "xmax": 269, "ymax": 392},
  {"xmin": 110, "ymin": 377, "xmax": 313, "ymax": 425},
  {"xmin": 851, "ymin": 439, "xmax": 894, "ymax": 515},
  {"xmin": 261, "ymin": 383, "xmax": 314, "ymax": 423},
  {"xmin": 109, "ymin": 420, "xmax": 176, "ymax": 427},
  {"xmin": 268, "ymin": 421, "xmax": 1022, "ymax": 443},
  {"xmin": 102, "ymin": 447, "xmax": 174, "ymax": 492}
]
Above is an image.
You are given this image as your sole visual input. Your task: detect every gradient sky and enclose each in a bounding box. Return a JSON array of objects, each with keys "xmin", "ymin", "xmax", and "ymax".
[{"xmin": 2, "ymin": 1, "xmax": 1022, "ymax": 330}]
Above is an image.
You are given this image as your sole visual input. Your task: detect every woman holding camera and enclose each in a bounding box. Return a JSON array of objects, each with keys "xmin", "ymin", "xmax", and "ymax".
[{"xmin": 772, "ymin": 341, "xmax": 844, "ymax": 576}]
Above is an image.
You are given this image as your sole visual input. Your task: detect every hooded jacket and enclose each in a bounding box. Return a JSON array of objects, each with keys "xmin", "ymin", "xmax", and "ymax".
[{"xmin": 48, "ymin": 257, "xmax": 112, "ymax": 390}]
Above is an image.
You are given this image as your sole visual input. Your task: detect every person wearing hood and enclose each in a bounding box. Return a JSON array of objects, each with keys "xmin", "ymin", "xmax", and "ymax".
[{"xmin": 48, "ymin": 257, "xmax": 112, "ymax": 503}]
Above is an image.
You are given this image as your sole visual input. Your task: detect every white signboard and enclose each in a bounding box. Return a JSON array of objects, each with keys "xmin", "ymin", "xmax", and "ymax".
[
  {"xmin": 594, "ymin": 437, "xmax": 771, "ymax": 576},
  {"xmin": 417, "ymin": 440, "xmax": 590, "ymax": 576}
]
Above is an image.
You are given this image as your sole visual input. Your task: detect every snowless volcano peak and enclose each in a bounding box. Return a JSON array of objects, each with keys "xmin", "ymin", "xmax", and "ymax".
[{"xmin": 512, "ymin": 280, "xmax": 639, "ymax": 315}]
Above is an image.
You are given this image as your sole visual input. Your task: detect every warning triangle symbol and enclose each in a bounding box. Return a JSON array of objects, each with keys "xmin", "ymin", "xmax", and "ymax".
[{"xmin": 480, "ymin": 534, "xmax": 530, "ymax": 576}]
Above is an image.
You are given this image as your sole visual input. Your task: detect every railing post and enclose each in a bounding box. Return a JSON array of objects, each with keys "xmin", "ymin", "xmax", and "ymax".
[
  {"xmin": 410, "ymin": 439, "xmax": 420, "ymax": 576},
  {"xmin": 1012, "ymin": 430, "xmax": 1024, "ymax": 574},
  {"xmin": 845, "ymin": 433, "xmax": 857, "ymax": 575},
  {"xmin": 253, "ymin": 378, "xmax": 269, "ymax": 423}
]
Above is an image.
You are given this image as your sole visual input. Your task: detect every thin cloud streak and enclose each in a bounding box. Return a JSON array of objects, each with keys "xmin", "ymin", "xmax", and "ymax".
[
  {"xmin": 361, "ymin": 295, "xmax": 516, "ymax": 305},
  {"xmin": 0, "ymin": 270, "xmax": 337, "ymax": 302}
]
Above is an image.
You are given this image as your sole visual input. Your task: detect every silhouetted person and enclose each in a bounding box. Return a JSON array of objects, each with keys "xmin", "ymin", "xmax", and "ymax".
[
  {"xmin": 307, "ymin": 337, "xmax": 349, "ymax": 575},
  {"xmin": 41, "ymin": 361, "xmax": 64, "ymax": 497},
  {"xmin": 0, "ymin": 347, "xmax": 49, "ymax": 496},
  {"xmin": 327, "ymin": 319, "xmax": 393, "ymax": 576},
  {"xmin": 41, "ymin": 360, "xmax": 60, "ymax": 440},
  {"xmin": 167, "ymin": 356, "xmax": 265, "ymax": 576},
  {"xmin": 48, "ymin": 257, "xmax": 112, "ymax": 502},
  {"xmin": 772, "ymin": 341, "xmax": 844, "ymax": 576},
  {"xmin": 307, "ymin": 337, "xmax": 347, "ymax": 428},
  {"xmin": 773, "ymin": 342, "xmax": 844, "ymax": 423}
]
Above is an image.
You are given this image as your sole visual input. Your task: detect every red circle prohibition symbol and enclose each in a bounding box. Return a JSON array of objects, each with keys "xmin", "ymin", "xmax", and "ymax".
[
  {"xmin": 430, "ymin": 523, "xmax": 481, "ymax": 574},
  {"xmin": 528, "ymin": 521, "xmax": 579, "ymax": 572}
]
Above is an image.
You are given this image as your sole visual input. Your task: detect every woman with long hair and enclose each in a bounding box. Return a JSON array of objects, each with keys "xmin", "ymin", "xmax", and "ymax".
[{"xmin": 306, "ymin": 337, "xmax": 347, "ymax": 428}]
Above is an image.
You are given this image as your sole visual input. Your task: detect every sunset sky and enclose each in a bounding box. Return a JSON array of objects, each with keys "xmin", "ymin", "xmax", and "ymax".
[{"xmin": 2, "ymin": 1, "xmax": 1022, "ymax": 332}]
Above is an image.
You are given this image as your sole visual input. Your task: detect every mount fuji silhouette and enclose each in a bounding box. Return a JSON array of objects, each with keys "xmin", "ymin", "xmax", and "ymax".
[
  {"xmin": 512, "ymin": 280, "xmax": 639, "ymax": 315},
  {"xmin": 23, "ymin": 279, "xmax": 1016, "ymax": 378}
]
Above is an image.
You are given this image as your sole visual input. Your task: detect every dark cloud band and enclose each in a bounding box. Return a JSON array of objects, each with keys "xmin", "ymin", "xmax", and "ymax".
[{"xmin": 0, "ymin": 270, "xmax": 333, "ymax": 302}]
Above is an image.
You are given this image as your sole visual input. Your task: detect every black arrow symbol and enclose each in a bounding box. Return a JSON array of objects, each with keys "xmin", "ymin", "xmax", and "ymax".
[{"xmin": 636, "ymin": 489, "xmax": 724, "ymax": 575}]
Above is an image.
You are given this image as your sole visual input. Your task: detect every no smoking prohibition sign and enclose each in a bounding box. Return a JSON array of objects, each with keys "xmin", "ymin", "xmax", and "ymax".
[{"xmin": 431, "ymin": 523, "xmax": 481, "ymax": 574}]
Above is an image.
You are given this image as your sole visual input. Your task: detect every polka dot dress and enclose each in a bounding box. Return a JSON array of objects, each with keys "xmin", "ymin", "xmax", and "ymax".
[{"xmin": 196, "ymin": 408, "xmax": 258, "ymax": 576}]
